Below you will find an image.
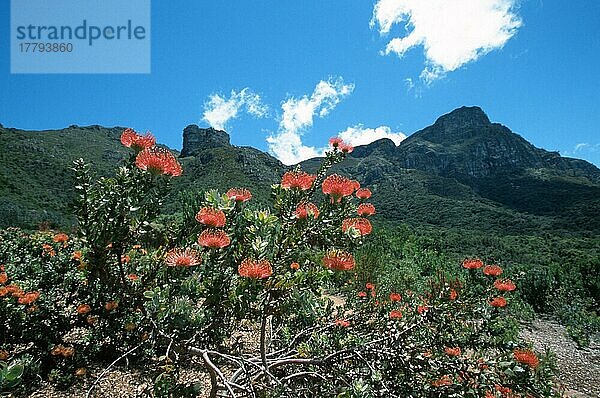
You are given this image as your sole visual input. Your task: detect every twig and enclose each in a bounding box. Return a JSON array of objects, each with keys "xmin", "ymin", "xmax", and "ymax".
[{"xmin": 86, "ymin": 343, "xmax": 143, "ymax": 398}]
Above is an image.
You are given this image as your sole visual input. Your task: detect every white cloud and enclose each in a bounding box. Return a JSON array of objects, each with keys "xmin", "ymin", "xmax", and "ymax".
[
  {"xmin": 574, "ymin": 143, "xmax": 600, "ymax": 153},
  {"xmin": 267, "ymin": 77, "xmax": 355, "ymax": 165},
  {"xmin": 338, "ymin": 125, "xmax": 407, "ymax": 146},
  {"xmin": 371, "ymin": 0, "xmax": 522, "ymax": 83},
  {"xmin": 202, "ymin": 88, "xmax": 268, "ymax": 131}
]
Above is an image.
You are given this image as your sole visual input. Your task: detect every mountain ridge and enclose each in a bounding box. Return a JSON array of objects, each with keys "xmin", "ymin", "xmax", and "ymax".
[{"xmin": 1, "ymin": 106, "xmax": 599, "ymax": 235}]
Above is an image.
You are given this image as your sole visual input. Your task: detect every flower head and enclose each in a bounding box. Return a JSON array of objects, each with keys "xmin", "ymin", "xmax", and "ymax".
[
  {"xmin": 104, "ymin": 301, "xmax": 119, "ymax": 311},
  {"xmin": 513, "ymin": 349, "xmax": 540, "ymax": 369},
  {"xmin": 462, "ymin": 258, "xmax": 484, "ymax": 270},
  {"xmin": 226, "ymin": 188, "xmax": 252, "ymax": 202},
  {"xmin": 329, "ymin": 137, "xmax": 344, "ymax": 147},
  {"xmin": 18, "ymin": 291, "xmax": 40, "ymax": 305},
  {"xmin": 357, "ymin": 203, "xmax": 376, "ymax": 216},
  {"xmin": 483, "ymin": 265, "xmax": 503, "ymax": 277},
  {"xmin": 120, "ymin": 128, "xmax": 156, "ymax": 152},
  {"xmin": 431, "ymin": 375, "xmax": 452, "ymax": 387},
  {"xmin": 198, "ymin": 229, "xmax": 231, "ymax": 249},
  {"xmin": 53, "ymin": 233, "xmax": 69, "ymax": 243},
  {"xmin": 342, "ymin": 218, "xmax": 373, "ymax": 236},
  {"xmin": 77, "ymin": 304, "xmax": 91, "ymax": 315},
  {"xmin": 489, "ymin": 297, "xmax": 507, "ymax": 308},
  {"xmin": 195, "ymin": 207, "xmax": 226, "ymax": 227},
  {"xmin": 290, "ymin": 262, "xmax": 300, "ymax": 270},
  {"xmin": 135, "ymin": 147, "xmax": 182, "ymax": 176},
  {"xmin": 75, "ymin": 368, "xmax": 87, "ymax": 377},
  {"xmin": 295, "ymin": 202, "xmax": 320, "ymax": 219},
  {"xmin": 449, "ymin": 289, "xmax": 458, "ymax": 301},
  {"xmin": 281, "ymin": 171, "xmax": 316, "ymax": 190},
  {"xmin": 334, "ymin": 319, "xmax": 350, "ymax": 327},
  {"xmin": 389, "ymin": 292, "xmax": 402, "ymax": 302},
  {"xmin": 322, "ymin": 174, "xmax": 357, "ymax": 202},
  {"xmin": 0, "ymin": 273, "xmax": 7, "ymax": 284},
  {"xmin": 358, "ymin": 291, "xmax": 367, "ymax": 298},
  {"xmin": 339, "ymin": 142, "xmax": 354, "ymax": 153},
  {"xmin": 417, "ymin": 305, "xmax": 429, "ymax": 315},
  {"xmin": 356, "ymin": 188, "xmax": 372, "ymax": 199},
  {"xmin": 494, "ymin": 279, "xmax": 516, "ymax": 292},
  {"xmin": 165, "ymin": 248, "xmax": 202, "ymax": 267},
  {"xmin": 445, "ymin": 347, "xmax": 461, "ymax": 357},
  {"xmin": 389, "ymin": 310, "xmax": 403, "ymax": 319},
  {"xmin": 323, "ymin": 251, "xmax": 355, "ymax": 271},
  {"xmin": 238, "ymin": 258, "xmax": 273, "ymax": 279}
]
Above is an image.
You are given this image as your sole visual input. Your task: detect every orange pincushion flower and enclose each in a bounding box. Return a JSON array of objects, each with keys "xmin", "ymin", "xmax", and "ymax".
[
  {"xmin": 431, "ymin": 375, "xmax": 452, "ymax": 387},
  {"xmin": 198, "ymin": 229, "xmax": 231, "ymax": 248},
  {"xmin": 329, "ymin": 137, "xmax": 344, "ymax": 147},
  {"xmin": 513, "ymin": 349, "xmax": 540, "ymax": 369},
  {"xmin": 281, "ymin": 171, "xmax": 316, "ymax": 190},
  {"xmin": 0, "ymin": 273, "xmax": 7, "ymax": 284},
  {"xmin": 366, "ymin": 282, "xmax": 375, "ymax": 290},
  {"xmin": 449, "ymin": 289, "xmax": 458, "ymax": 301},
  {"xmin": 357, "ymin": 203, "xmax": 376, "ymax": 216},
  {"xmin": 5, "ymin": 284, "xmax": 23, "ymax": 298},
  {"xmin": 77, "ymin": 304, "xmax": 91, "ymax": 315},
  {"xmin": 195, "ymin": 207, "xmax": 226, "ymax": 227},
  {"xmin": 334, "ymin": 319, "xmax": 350, "ymax": 327},
  {"xmin": 322, "ymin": 174, "xmax": 356, "ymax": 202},
  {"xmin": 18, "ymin": 291, "xmax": 40, "ymax": 305},
  {"xmin": 120, "ymin": 128, "xmax": 156, "ymax": 152},
  {"xmin": 342, "ymin": 218, "xmax": 372, "ymax": 236},
  {"xmin": 238, "ymin": 258, "xmax": 273, "ymax": 279},
  {"xmin": 290, "ymin": 262, "xmax": 300, "ymax": 270},
  {"xmin": 323, "ymin": 251, "xmax": 355, "ymax": 271},
  {"xmin": 75, "ymin": 367, "xmax": 87, "ymax": 377},
  {"xmin": 51, "ymin": 345, "xmax": 74, "ymax": 358},
  {"xmin": 389, "ymin": 292, "xmax": 402, "ymax": 302},
  {"xmin": 128, "ymin": 273, "xmax": 139, "ymax": 281},
  {"xmin": 417, "ymin": 305, "xmax": 429, "ymax": 315},
  {"xmin": 53, "ymin": 233, "xmax": 69, "ymax": 243},
  {"xmin": 494, "ymin": 279, "xmax": 516, "ymax": 292},
  {"xmin": 165, "ymin": 248, "xmax": 202, "ymax": 267},
  {"xmin": 445, "ymin": 347, "xmax": 461, "ymax": 357},
  {"xmin": 42, "ymin": 244, "xmax": 56, "ymax": 257},
  {"xmin": 339, "ymin": 142, "xmax": 354, "ymax": 153},
  {"xmin": 295, "ymin": 202, "xmax": 320, "ymax": 219},
  {"xmin": 358, "ymin": 291, "xmax": 367, "ymax": 298},
  {"xmin": 135, "ymin": 147, "xmax": 182, "ymax": 176},
  {"xmin": 105, "ymin": 301, "xmax": 119, "ymax": 311},
  {"xmin": 489, "ymin": 297, "xmax": 507, "ymax": 308},
  {"xmin": 72, "ymin": 251, "xmax": 82, "ymax": 261},
  {"xmin": 355, "ymin": 188, "xmax": 372, "ymax": 199},
  {"xmin": 226, "ymin": 188, "xmax": 252, "ymax": 202},
  {"xmin": 0, "ymin": 350, "xmax": 8, "ymax": 361},
  {"xmin": 483, "ymin": 265, "xmax": 503, "ymax": 276},
  {"xmin": 463, "ymin": 258, "xmax": 484, "ymax": 269},
  {"xmin": 389, "ymin": 310, "xmax": 403, "ymax": 319}
]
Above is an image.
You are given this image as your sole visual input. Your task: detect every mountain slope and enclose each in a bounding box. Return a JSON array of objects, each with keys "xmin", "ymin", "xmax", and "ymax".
[{"xmin": 1, "ymin": 107, "xmax": 599, "ymax": 236}]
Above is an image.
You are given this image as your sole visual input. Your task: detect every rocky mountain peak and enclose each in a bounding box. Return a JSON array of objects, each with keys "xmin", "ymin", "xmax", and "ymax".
[
  {"xmin": 180, "ymin": 125, "xmax": 231, "ymax": 157},
  {"xmin": 432, "ymin": 106, "xmax": 491, "ymax": 133}
]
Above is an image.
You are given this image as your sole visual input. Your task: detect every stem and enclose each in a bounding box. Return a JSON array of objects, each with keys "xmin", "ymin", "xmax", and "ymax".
[{"xmin": 260, "ymin": 294, "xmax": 270, "ymax": 376}]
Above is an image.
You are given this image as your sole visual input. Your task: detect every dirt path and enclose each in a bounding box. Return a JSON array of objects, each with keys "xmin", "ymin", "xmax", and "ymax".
[{"xmin": 519, "ymin": 318, "xmax": 600, "ymax": 397}]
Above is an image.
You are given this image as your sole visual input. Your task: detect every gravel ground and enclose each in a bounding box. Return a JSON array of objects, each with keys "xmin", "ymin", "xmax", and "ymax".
[
  {"xmin": 519, "ymin": 318, "xmax": 600, "ymax": 398},
  {"xmin": 25, "ymin": 318, "xmax": 599, "ymax": 397}
]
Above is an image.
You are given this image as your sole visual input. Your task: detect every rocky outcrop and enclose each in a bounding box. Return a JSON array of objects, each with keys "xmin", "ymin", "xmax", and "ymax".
[
  {"xmin": 394, "ymin": 106, "xmax": 600, "ymax": 182},
  {"xmin": 180, "ymin": 125, "xmax": 230, "ymax": 157}
]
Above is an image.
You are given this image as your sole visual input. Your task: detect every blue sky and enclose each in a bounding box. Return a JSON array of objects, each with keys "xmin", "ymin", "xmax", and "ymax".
[{"xmin": 1, "ymin": 1, "xmax": 599, "ymax": 165}]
